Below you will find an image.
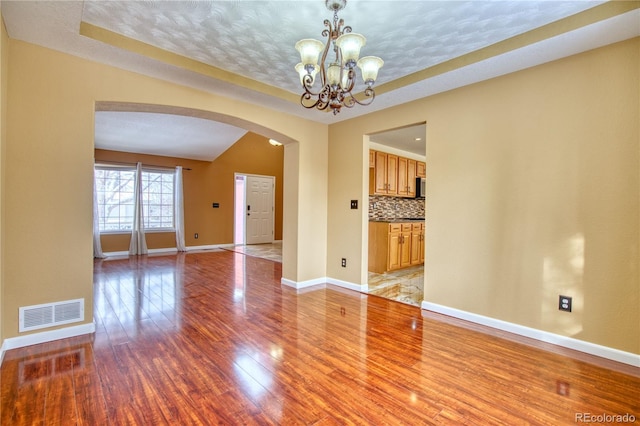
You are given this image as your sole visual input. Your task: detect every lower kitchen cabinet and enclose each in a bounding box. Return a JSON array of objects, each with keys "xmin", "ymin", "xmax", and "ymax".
[
  {"xmin": 368, "ymin": 221, "xmax": 424, "ymax": 273},
  {"xmin": 410, "ymin": 223, "xmax": 425, "ymax": 265}
]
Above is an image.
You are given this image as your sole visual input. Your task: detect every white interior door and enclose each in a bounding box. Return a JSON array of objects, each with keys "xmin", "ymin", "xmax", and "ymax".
[{"xmin": 245, "ymin": 175, "xmax": 274, "ymax": 245}]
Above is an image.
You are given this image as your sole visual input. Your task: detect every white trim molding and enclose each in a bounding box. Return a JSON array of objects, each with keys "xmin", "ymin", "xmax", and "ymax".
[
  {"xmin": 102, "ymin": 250, "xmax": 130, "ymax": 257},
  {"xmin": 281, "ymin": 276, "xmax": 367, "ymax": 293},
  {"xmin": 186, "ymin": 243, "xmax": 235, "ymax": 252},
  {"xmin": 0, "ymin": 322, "xmax": 96, "ymax": 365},
  {"xmin": 281, "ymin": 277, "xmax": 326, "ymax": 290},
  {"xmin": 0, "ymin": 341, "xmax": 7, "ymax": 366},
  {"xmin": 103, "ymin": 248, "xmax": 179, "ymax": 257},
  {"xmin": 102, "ymin": 243, "xmax": 235, "ymax": 258},
  {"xmin": 422, "ymin": 301, "xmax": 640, "ymax": 367},
  {"xmin": 327, "ymin": 277, "xmax": 367, "ymax": 293}
]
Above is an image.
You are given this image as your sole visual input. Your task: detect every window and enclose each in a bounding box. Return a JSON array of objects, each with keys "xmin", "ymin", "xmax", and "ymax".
[
  {"xmin": 141, "ymin": 171, "xmax": 175, "ymax": 230},
  {"xmin": 95, "ymin": 166, "xmax": 175, "ymax": 233}
]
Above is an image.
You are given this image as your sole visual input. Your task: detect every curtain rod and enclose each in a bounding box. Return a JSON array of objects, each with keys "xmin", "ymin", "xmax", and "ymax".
[{"xmin": 95, "ymin": 160, "xmax": 192, "ymax": 171}]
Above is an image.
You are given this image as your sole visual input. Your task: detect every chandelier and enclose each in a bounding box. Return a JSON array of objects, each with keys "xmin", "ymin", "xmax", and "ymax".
[{"xmin": 295, "ymin": 0, "xmax": 384, "ymax": 115}]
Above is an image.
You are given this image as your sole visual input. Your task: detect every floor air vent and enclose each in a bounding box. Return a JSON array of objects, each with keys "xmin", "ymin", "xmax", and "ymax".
[{"xmin": 19, "ymin": 299, "xmax": 84, "ymax": 332}]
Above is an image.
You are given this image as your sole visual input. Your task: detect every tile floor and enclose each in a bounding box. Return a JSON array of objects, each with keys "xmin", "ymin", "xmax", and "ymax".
[
  {"xmin": 367, "ymin": 265, "xmax": 424, "ymax": 307},
  {"xmin": 227, "ymin": 242, "xmax": 424, "ymax": 306},
  {"xmin": 223, "ymin": 241, "xmax": 283, "ymax": 262}
]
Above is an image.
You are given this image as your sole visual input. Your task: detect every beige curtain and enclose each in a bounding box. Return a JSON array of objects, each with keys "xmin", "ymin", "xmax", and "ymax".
[{"xmin": 129, "ymin": 162, "xmax": 148, "ymax": 255}]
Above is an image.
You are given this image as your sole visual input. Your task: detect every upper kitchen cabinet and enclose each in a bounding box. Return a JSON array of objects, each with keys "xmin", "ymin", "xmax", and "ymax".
[
  {"xmin": 371, "ymin": 151, "xmax": 398, "ymax": 195},
  {"xmin": 370, "ymin": 150, "xmax": 424, "ymax": 198},
  {"xmin": 398, "ymin": 157, "xmax": 416, "ymax": 197}
]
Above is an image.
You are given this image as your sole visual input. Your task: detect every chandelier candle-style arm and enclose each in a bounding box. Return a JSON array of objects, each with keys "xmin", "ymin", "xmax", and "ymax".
[{"xmin": 294, "ymin": 0, "xmax": 383, "ymax": 115}]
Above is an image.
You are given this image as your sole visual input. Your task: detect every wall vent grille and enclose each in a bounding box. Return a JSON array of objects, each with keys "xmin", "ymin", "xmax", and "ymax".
[{"xmin": 19, "ymin": 299, "xmax": 84, "ymax": 332}]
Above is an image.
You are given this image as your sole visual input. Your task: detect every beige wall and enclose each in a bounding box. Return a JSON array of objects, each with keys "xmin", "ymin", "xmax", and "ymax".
[
  {"xmin": 95, "ymin": 132, "xmax": 284, "ymax": 252},
  {"xmin": 328, "ymin": 38, "xmax": 639, "ymax": 354},
  {"xmin": 294, "ymin": 124, "xmax": 329, "ymax": 282},
  {"xmin": 282, "ymin": 142, "xmax": 300, "ymax": 280},
  {"xmin": 326, "ymin": 126, "xmax": 369, "ymax": 284},
  {"xmin": 2, "ymin": 40, "xmax": 327, "ymax": 339},
  {"xmin": 3, "ymin": 25, "xmax": 637, "ymax": 357},
  {"xmin": 0, "ymin": 13, "xmax": 8, "ymax": 346}
]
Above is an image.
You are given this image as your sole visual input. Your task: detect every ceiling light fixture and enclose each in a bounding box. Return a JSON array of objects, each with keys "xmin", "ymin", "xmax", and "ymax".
[{"xmin": 295, "ymin": 0, "xmax": 383, "ymax": 115}]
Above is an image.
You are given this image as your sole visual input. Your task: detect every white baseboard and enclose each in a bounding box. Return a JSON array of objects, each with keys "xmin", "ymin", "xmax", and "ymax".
[
  {"xmin": 327, "ymin": 277, "xmax": 367, "ymax": 293},
  {"xmin": 186, "ymin": 243, "xmax": 235, "ymax": 252},
  {"xmin": 103, "ymin": 248, "xmax": 179, "ymax": 257},
  {"xmin": 422, "ymin": 301, "xmax": 640, "ymax": 367},
  {"xmin": 148, "ymin": 247, "xmax": 177, "ymax": 254},
  {"xmin": 281, "ymin": 277, "xmax": 327, "ymax": 289},
  {"xmin": 281, "ymin": 276, "xmax": 366, "ymax": 293},
  {"xmin": 102, "ymin": 250, "xmax": 130, "ymax": 257},
  {"xmin": 103, "ymin": 244, "xmax": 235, "ymax": 258},
  {"xmin": 0, "ymin": 322, "xmax": 96, "ymax": 365},
  {"xmin": 0, "ymin": 340, "xmax": 6, "ymax": 366}
]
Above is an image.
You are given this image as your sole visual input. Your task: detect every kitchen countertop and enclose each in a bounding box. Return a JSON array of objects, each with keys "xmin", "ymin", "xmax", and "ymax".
[{"xmin": 369, "ymin": 218, "xmax": 425, "ymax": 223}]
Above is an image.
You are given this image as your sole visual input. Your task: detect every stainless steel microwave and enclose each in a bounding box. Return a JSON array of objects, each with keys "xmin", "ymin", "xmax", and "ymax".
[{"xmin": 415, "ymin": 177, "xmax": 426, "ymax": 198}]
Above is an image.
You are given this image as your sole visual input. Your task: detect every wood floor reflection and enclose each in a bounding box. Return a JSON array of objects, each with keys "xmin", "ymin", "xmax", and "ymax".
[{"xmin": 1, "ymin": 251, "xmax": 638, "ymax": 425}]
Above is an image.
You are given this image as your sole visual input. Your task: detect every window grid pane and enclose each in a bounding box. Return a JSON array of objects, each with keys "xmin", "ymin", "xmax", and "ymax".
[
  {"xmin": 95, "ymin": 167, "xmax": 175, "ymax": 232},
  {"xmin": 95, "ymin": 169, "xmax": 136, "ymax": 232},
  {"xmin": 142, "ymin": 171, "xmax": 174, "ymax": 230}
]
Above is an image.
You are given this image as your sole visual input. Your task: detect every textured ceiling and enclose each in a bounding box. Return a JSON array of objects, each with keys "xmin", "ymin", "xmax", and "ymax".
[
  {"xmin": 79, "ymin": 0, "xmax": 603, "ymax": 96},
  {"xmin": 369, "ymin": 124, "xmax": 427, "ymax": 157},
  {"xmin": 95, "ymin": 111, "xmax": 248, "ymax": 161},
  {"xmin": 2, "ymin": 1, "xmax": 638, "ymax": 160}
]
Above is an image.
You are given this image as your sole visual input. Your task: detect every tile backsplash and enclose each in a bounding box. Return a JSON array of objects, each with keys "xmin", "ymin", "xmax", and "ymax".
[{"xmin": 369, "ymin": 195, "xmax": 425, "ymax": 220}]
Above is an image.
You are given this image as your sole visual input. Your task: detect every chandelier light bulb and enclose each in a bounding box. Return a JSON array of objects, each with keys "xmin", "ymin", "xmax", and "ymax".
[
  {"xmin": 357, "ymin": 56, "xmax": 384, "ymax": 85},
  {"xmin": 327, "ymin": 63, "xmax": 342, "ymax": 86},
  {"xmin": 295, "ymin": 39, "xmax": 324, "ymax": 68},
  {"xmin": 335, "ymin": 33, "xmax": 366, "ymax": 68}
]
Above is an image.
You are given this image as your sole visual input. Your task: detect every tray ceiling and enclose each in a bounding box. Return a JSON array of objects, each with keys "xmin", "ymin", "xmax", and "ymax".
[{"xmin": 2, "ymin": 1, "xmax": 638, "ymax": 160}]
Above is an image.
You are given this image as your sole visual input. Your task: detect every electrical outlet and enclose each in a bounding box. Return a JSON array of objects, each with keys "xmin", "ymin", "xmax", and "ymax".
[
  {"xmin": 350, "ymin": 200, "xmax": 358, "ymax": 209},
  {"xmin": 559, "ymin": 295, "xmax": 572, "ymax": 312},
  {"xmin": 341, "ymin": 258, "xmax": 347, "ymax": 267}
]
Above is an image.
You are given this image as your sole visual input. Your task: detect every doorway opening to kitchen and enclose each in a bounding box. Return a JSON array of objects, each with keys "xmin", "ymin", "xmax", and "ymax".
[{"xmin": 366, "ymin": 123, "xmax": 427, "ymax": 307}]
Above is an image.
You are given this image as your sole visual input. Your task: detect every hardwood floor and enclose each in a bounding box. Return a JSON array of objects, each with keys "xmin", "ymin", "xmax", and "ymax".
[{"xmin": 1, "ymin": 251, "xmax": 638, "ymax": 425}]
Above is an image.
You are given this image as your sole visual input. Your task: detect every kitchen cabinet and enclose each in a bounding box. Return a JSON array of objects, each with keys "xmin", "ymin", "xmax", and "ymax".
[
  {"xmin": 371, "ymin": 151, "xmax": 398, "ymax": 195},
  {"xmin": 368, "ymin": 221, "xmax": 424, "ymax": 273},
  {"xmin": 410, "ymin": 223, "xmax": 424, "ymax": 265},
  {"xmin": 398, "ymin": 157, "xmax": 417, "ymax": 197},
  {"xmin": 386, "ymin": 224, "xmax": 402, "ymax": 270},
  {"xmin": 398, "ymin": 223, "xmax": 413, "ymax": 268},
  {"xmin": 370, "ymin": 150, "xmax": 424, "ymax": 198}
]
